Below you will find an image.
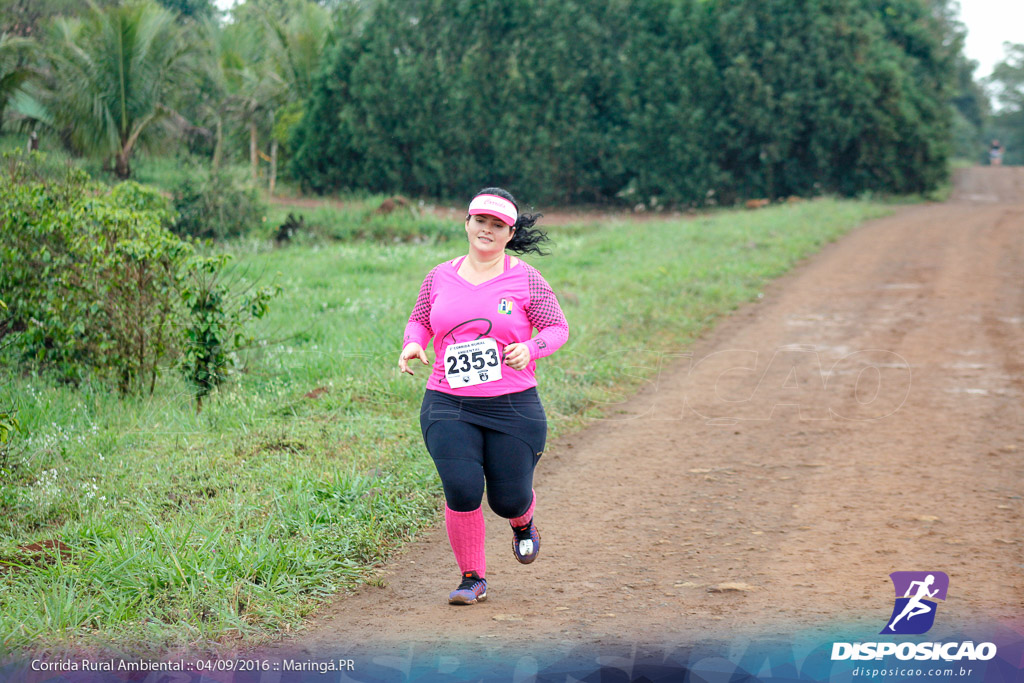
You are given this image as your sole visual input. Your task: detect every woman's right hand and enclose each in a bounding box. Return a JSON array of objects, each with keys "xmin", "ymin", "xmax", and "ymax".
[{"xmin": 398, "ymin": 343, "xmax": 429, "ymax": 375}]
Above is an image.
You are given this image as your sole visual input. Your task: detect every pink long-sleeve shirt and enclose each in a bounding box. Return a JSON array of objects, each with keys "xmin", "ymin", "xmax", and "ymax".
[{"xmin": 403, "ymin": 255, "xmax": 569, "ymax": 397}]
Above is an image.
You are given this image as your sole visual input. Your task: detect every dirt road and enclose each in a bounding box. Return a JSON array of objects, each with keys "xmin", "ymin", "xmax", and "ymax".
[{"xmin": 259, "ymin": 168, "xmax": 1023, "ymax": 669}]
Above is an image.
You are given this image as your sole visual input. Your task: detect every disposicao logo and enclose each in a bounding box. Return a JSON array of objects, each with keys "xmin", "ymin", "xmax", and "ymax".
[
  {"xmin": 882, "ymin": 571, "xmax": 948, "ymax": 635},
  {"xmin": 831, "ymin": 571, "xmax": 997, "ymax": 663}
]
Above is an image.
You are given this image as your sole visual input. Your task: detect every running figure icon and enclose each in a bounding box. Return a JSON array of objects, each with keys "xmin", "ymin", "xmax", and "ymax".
[
  {"xmin": 888, "ymin": 574, "xmax": 938, "ymax": 631},
  {"xmin": 881, "ymin": 571, "xmax": 949, "ymax": 635}
]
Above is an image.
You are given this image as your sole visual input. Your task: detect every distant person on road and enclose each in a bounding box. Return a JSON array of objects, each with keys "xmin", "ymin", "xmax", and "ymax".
[
  {"xmin": 398, "ymin": 187, "xmax": 568, "ymax": 605},
  {"xmin": 989, "ymin": 139, "xmax": 1004, "ymax": 166}
]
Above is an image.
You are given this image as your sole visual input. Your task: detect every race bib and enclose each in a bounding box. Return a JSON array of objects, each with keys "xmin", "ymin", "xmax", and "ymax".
[{"xmin": 444, "ymin": 338, "xmax": 502, "ymax": 388}]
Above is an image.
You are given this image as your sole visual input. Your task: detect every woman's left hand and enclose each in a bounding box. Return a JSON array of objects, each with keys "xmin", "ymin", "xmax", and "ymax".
[{"xmin": 502, "ymin": 343, "xmax": 531, "ymax": 371}]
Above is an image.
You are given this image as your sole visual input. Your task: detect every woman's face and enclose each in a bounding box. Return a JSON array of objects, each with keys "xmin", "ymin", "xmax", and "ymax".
[{"xmin": 465, "ymin": 213, "xmax": 515, "ymax": 255}]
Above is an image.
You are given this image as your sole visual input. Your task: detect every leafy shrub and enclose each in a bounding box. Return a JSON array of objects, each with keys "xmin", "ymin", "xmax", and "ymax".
[
  {"xmin": 1, "ymin": 153, "xmax": 112, "ymax": 381},
  {"xmin": 171, "ymin": 168, "xmax": 267, "ymax": 240},
  {"xmin": 180, "ymin": 255, "xmax": 280, "ymax": 410},
  {"xmin": 109, "ymin": 180, "xmax": 176, "ymax": 224},
  {"xmin": 1, "ymin": 165, "xmax": 193, "ymax": 390},
  {"xmin": 0, "ymin": 404, "xmax": 19, "ymax": 479},
  {"xmin": 0, "ymin": 301, "xmax": 16, "ymax": 477},
  {"xmin": 0, "ymin": 150, "xmax": 279, "ymax": 400}
]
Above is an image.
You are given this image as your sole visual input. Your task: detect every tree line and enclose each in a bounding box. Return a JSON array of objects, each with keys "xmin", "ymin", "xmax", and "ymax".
[
  {"xmin": 0, "ymin": 0, "xmax": 1019, "ymax": 205},
  {"xmin": 292, "ymin": 0, "xmax": 987, "ymax": 205}
]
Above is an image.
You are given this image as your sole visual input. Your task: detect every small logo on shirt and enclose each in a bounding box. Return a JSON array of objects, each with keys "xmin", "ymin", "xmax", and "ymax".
[{"xmin": 498, "ymin": 298, "xmax": 514, "ymax": 315}]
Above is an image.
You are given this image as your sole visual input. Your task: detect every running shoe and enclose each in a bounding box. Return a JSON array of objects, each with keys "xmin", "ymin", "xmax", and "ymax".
[
  {"xmin": 448, "ymin": 571, "xmax": 487, "ymax": 605},
  {"xmin": 511, "ymin": 519, "xmax": 541, "ymax": 564}
]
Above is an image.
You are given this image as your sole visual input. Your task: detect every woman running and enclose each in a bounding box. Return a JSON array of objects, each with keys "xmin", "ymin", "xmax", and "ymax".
[{"xmin": 398, "ymin": 187, "xmax": 568, "ymax": 605}]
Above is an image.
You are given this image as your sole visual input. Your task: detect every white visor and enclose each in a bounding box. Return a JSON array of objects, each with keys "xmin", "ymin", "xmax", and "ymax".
[{"xmin": 468, "ymin": 194, "xmax": 517, "ymax": 227}]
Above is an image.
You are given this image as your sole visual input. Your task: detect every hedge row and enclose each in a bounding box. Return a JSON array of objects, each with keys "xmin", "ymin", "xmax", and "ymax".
[{"xmin": 291, "ymin": 0, "xmax": 955, "ymax": 205}]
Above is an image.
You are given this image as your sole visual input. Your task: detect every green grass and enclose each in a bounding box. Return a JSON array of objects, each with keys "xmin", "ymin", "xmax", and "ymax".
[
  {"xmin": 263, "ymin": 198, "xmax": 462, "ymax": 244},
  {"xmin": 131, "ymin": 153, "xmax": 200, "ymax": 189},
  {"xmin": 129, "ymin": 149, "xmax": 461, "ymax": 245},
  {"xmin": 0, "ymin": 197, "xmax": 893, "ymax": 657}
]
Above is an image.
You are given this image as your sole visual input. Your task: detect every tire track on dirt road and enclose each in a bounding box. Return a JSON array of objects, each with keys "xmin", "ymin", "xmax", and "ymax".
[{"xmin": 257, "ymin": 168, "xmax": 1024, "ymax": 663}]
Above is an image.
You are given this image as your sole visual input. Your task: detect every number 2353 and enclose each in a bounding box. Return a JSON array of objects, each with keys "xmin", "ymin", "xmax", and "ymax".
[{"xmin": 446, "ymin": 348, "xmax": 500, "ymax": 374}]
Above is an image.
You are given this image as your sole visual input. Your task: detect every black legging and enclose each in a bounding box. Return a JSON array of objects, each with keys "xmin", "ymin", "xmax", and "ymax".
[{"xmin": 424, "ymin": 419, "xmax": 539, "ymax": 517}]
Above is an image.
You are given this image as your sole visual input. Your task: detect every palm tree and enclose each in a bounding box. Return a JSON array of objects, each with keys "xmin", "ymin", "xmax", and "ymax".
[
  {"xmin": 0, "ymin": 32, "xmax": 37, "ymax": 133},
  {"xmin": 41, "ymin": 1, "xmax": 192, "ymax": 178},
  {"xmin": 201, "ymin": 2, "xmax": 333, "ymax": 188},
  {"xmin": 255, "ymin": 3, "xmax": 334, "ymax": 192},
  {"xmin": 197, "ymin": 16, "xmax": 284, "ymax": 178},
  {"xmin": 261, "ymin": 2, "xmax": 333, "ymax": 105}
]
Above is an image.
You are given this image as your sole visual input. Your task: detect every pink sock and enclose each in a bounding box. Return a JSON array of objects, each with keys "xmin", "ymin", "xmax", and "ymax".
[
  {"xmin": 445, "ymin": 505, "xmax": 486, "ymax": 577},
  {"xmin": 509, "ymin": 490, "xmax": 536, "ymax": 527}
]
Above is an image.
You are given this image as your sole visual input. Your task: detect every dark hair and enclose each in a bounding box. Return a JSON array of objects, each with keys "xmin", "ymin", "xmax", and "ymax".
[{"xmin": 469, "ymin": 187, "xmax": 549, "ymax": 256}]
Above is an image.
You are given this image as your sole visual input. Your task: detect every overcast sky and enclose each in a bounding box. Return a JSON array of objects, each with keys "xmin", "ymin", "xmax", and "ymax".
[
  {"xmin": 214, "ymin": 0, "xmax": 1022, "ymax": 80},
  {"xmin": 958, "ymin": 0, "xmax": 1024, "ymax": 79}
]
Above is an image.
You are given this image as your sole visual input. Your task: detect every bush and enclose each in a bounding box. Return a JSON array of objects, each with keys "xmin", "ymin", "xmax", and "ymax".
[
  {"xmin": 171, "ymin": 168, "xmax": 267, "ymax": 240},
  {"xmin": 0, "ymin": 154, "xmax": 193, "ymax": 390},
  {"xmin": 0, "ymin": 150, "xmax": 279, "ymax": 400},
  {"xmin": 1, "ymin": 154, "xmax": 109, "ymax": 381},
  {"xmin": 0, "ymin": 300, "xmax": 16, "ymax": 478},
  {"xmin": 180, "ymin": 256, "xmax": 280, "ymax": 409},
  {"xmin": 0, "ymin": 404, "xmax": 19, "ymax": 479},
  {"xmin": 109, "ymin": 180, "xmax": 177, "ymax": 223}
]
